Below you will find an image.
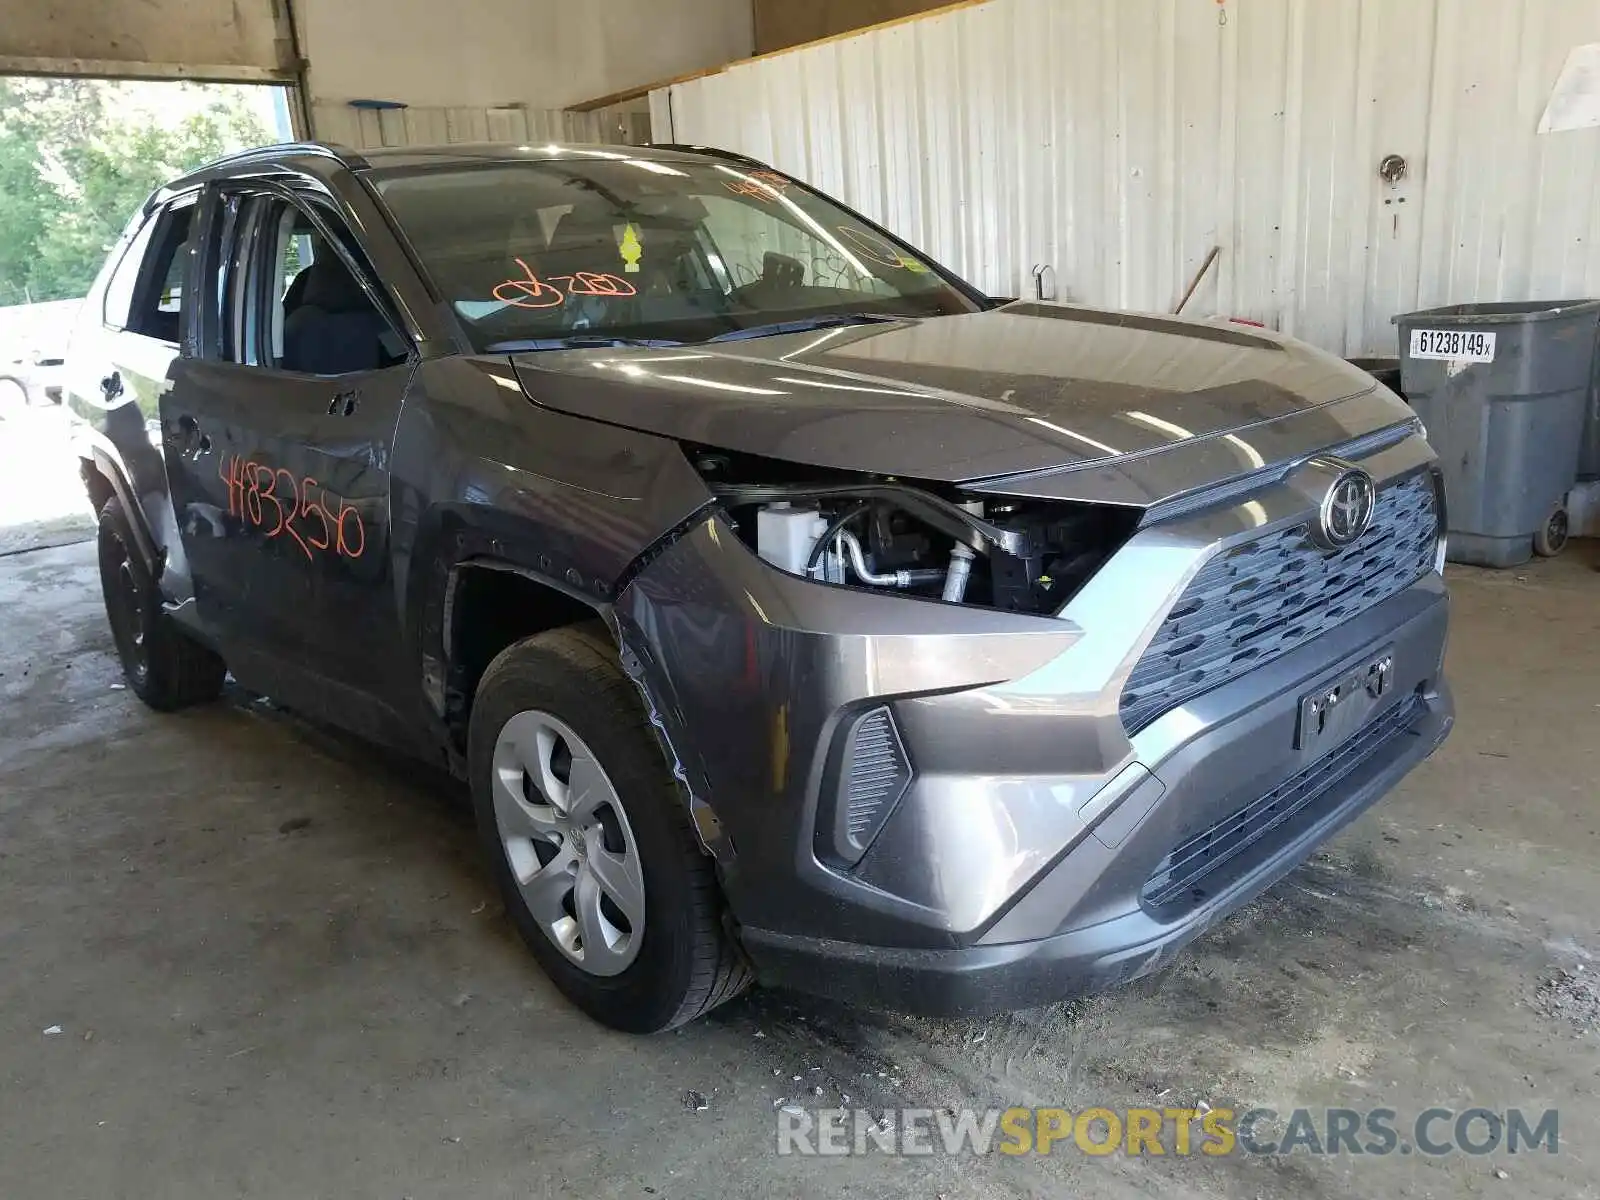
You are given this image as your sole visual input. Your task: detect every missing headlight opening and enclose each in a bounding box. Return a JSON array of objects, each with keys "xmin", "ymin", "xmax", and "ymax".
[{"xmin": 694, "ymin": 449, "xmax": 1139, "ymax": 615}]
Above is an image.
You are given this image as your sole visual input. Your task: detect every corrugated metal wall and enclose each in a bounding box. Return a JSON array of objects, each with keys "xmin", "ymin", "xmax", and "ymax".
[
  {"xmin": 313, "ymin": 102, "xmax": 650, "ymax": 151},
  {"xmin": 651, "ymin": 0, "xmax": 1600, "ymax": 357}
]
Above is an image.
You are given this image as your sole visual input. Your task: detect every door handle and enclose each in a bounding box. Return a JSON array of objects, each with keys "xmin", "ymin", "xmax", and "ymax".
[
  {"xmin": 165, "ymin": 413, "xmax": 205, "ymax": 455},
  {"xmin": 328, "ymin": 388, "xmax": 360, "ymax": 417},
  {"xmin": 100, "ymin": 371, "xmax": 123, "ymax": 401}
]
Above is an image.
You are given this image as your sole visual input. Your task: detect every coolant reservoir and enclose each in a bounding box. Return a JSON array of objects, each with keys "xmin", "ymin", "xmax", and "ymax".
[{"xmin": 756, "ymin": 504, "xmax": 828, "ymax": 576}]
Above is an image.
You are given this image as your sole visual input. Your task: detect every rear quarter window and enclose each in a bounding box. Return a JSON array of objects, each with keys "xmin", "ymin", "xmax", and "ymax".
[
  {"xmin": 101, "ymin": 213, "xmax": 159, "ymax": 332},
  {"xmin": 107, "ymin": 196, "xmax": 198, "ymax": 344}
]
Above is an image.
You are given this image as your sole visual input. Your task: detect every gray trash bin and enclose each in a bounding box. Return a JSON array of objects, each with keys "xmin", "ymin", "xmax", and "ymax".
[
  {"xmin": 1580, "ymin": 344, "xmax": 1600, "ymax": 480},
  {"xmin": 1395, "ymin": 299, "xmax": 1600, "ymax": 568}
]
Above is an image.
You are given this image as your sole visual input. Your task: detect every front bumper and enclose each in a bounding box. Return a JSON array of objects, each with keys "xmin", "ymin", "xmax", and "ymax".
[
  {"xmin": 738, "ymin": 589, "xmax": 1451, "ymax": 1015},
  {"xmin": 615, "ymin": 431, "xmax": 1452, "ymax": 1016},
  {"xmin": 744, "ymin": 698, "xmax": 1448, "ymax": 1016}
]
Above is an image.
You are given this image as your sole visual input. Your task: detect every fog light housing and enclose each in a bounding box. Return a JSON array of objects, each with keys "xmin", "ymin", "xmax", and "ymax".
[{"xmin": 822, "ymin": 706, "xmax": 912, "ymax": 866}]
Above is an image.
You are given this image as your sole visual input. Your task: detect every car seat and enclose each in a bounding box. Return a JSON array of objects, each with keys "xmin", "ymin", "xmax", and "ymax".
[{"xmin": 281, "ymin": 254, "xmax": 389, "ymax": 375}]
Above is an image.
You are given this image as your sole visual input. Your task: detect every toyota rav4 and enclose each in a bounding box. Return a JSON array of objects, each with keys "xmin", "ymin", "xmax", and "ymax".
[{"xmin": 67, "ymin": 141, "xmax": 1453, "ymax": 1032}]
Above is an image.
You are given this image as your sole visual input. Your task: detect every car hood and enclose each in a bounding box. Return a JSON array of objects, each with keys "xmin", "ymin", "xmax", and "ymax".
[{"xmin": 510, "ymin": 302, "xmax": 1380, "ymax": 484}]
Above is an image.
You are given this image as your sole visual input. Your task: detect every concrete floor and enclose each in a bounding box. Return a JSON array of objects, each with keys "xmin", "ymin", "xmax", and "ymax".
[
  {"xmin": 0, "ymin": 406, "xmax": 96, "ymax": 556},
  {"xmin": 3, "ymin": 535, "xmax": 1598, "ymax": 1199}
]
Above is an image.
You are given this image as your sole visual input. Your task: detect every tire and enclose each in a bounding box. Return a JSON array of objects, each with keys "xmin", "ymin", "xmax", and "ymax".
[
  {"xmin": 1533, "ymin": 503, "xmax": 1570, "ymax": 558},
  {"xmin": 469, "ymin": 623, "xmax": 751, "ymax": 1032},
  {"xmin": 97, "ymin": 496, "xmax": 227, "ymax": 711}
]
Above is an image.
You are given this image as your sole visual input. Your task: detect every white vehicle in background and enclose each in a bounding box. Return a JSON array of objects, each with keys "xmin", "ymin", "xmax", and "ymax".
[
  {"xmin": 0, "ymin": 349, "xmax": 67, "ymax": 417},
  {"xmin": 0, "ymin": 299, "xmax": 81, "ymax": 418}
]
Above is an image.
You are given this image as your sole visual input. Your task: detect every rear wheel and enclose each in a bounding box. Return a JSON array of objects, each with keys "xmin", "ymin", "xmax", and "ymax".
[
  {"xmin": 469, "ymin": 624, "xmax": 751, "ymax": 1032},
  {"xmin": 97, "ymin": 496, "xmax": 226, "ymax": 710}
]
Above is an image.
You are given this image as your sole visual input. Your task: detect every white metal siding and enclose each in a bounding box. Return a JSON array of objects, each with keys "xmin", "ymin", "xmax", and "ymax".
[
  {"xmin": 312, "ymin": 104, "xmax": 646, "ymax": 150},
  {"xmin": 298, "ymin": 0, "xmax": 752, "ymax": 111},
  {"xmin": 652, "ymin": 0, "xmax": 1600, "ymax": 357}
]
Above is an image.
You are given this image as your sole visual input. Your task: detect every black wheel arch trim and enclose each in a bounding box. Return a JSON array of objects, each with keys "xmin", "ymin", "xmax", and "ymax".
[
  {"xmin": 415, "ymin": 538, "xmax": 735, "ymax": 868},
  {"xmin": 80, "ymin": 434, "xmax": 159, "ymax": 575}
]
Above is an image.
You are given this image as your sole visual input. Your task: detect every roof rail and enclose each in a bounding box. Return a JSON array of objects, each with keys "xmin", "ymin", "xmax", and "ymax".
[
  {"xmin": 174, "ymin": 140, "xmax": 371, "ymax": 184},
  {"xmin": 646, "ymin": 143, "xmax": 770, "ymax": 169}
]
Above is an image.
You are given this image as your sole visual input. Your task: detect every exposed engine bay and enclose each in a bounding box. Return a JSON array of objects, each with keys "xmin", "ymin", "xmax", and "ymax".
[{"xmin": 692, "ymin": 449, "xmax": 1139, "ymax": 615}]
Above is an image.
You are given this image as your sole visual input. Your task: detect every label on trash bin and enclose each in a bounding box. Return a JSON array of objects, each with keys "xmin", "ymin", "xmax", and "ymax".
[{"xmin": 1409, "ymin": 328, "xmax": 1496, "ymax": 362}]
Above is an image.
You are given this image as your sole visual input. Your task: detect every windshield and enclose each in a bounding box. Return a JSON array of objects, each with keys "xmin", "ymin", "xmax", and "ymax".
[{"xmin": 370, "ymin": 154, "xmax": 981, "ymax": 351}]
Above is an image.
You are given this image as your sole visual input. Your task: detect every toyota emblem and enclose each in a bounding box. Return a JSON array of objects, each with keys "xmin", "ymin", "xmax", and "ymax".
[{"xmin": 1314, "ymin": 467, "xmax": 1376, "ymax": 550}]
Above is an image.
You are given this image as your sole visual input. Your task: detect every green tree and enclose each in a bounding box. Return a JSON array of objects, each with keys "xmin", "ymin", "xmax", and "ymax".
[
  {"xmin": 0, "ymin": 121, "xmax": 60, "ymax": 305},
  {"xmin": 0, "ymin": 79, "xmax": 272, "ymax": 305}
]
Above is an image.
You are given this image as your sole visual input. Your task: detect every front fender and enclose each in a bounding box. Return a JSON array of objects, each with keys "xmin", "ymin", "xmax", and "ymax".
[{"xmin": 389, "ymin": 356, "xmax": 716, "ymax": 736}]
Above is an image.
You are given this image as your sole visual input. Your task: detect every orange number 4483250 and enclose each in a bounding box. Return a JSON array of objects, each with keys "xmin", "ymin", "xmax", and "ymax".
[{"xmin": 219, "ymin": 455, "xmax": 365, "ymax": 560}]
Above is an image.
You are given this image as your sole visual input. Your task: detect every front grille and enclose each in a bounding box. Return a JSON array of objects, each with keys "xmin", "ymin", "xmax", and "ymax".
[
  {"xmin": 1120, "ymin": 471, "xmax": 1438, "ymax": 734},
  {"xmin": 1141, "ymin": 694, "xmax": 1425, "ymax": 912}
]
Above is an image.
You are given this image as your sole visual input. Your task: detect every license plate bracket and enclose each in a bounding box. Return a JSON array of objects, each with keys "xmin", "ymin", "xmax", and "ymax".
[{"xmin": 1296, "ymin": 648, "xmax": 1396, "ymax": 752}]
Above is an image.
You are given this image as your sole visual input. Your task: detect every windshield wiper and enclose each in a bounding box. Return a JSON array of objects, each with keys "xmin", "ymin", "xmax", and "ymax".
[
  {"xmin": 488, "ymin": 335, "xmax": 685, "ymax": 353},
  {"xmin": 704, "ymin": 313, "xmax": 913, "ymax": 344}
]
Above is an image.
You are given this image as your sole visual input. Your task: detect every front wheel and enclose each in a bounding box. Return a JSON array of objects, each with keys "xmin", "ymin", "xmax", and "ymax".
[
  {"xmin": 97, "ymin": 496, "xmax": 226, "ymax": 710},
  {"xmin": 468, "ymin": 624, "xmax": 751, "ymax": 1032}
]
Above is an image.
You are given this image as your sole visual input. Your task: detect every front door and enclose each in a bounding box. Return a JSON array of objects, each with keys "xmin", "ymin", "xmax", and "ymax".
[{"xmin": 163, "ymin": 183, "xmax": 417, "ymax": 746}]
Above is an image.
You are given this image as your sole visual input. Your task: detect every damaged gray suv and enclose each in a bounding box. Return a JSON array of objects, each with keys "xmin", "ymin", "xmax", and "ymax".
[{"xmin": 70, "ymin": 141, "xmax": 1453, "ymax": 1031}]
